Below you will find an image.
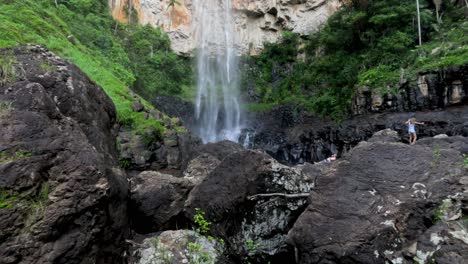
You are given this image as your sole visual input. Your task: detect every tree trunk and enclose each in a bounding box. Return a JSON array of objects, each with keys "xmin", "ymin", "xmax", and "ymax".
[
  {"xmin": 433, "ymin": 0, "xmax": 443, "ymax": 24},
  {"xmin": 416, "ymin": 0, "xmax": 422, "ymax": 46}
]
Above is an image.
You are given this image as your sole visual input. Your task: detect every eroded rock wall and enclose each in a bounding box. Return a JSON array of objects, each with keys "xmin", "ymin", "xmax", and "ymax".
[{"xmin": 108, "ymin": 0, "xmax": 340, "ymax": 55}]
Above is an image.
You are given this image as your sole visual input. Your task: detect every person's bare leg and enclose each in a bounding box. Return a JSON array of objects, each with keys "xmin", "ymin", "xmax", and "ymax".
[
  {"xmin": 409, "ymin": 134, "xmax": 412, "ymax": 144},
  {"xmin": 414, "ymin": 133, "xmax": 417, "ymax": 144}
]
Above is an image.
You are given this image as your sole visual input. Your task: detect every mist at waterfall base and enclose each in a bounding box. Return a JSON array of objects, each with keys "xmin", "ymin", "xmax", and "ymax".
[{"xmin": 193, "ymin": 0, "xmax": 243, "ymax": 144}]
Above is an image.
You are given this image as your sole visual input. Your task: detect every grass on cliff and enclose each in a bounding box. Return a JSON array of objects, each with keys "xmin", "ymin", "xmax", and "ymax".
[
  {"xmin": 243, "ymin": 0, "xmax": 468, "ymax": 120},
  {"xmin": 0, "ymin": 0, "xmax": 192, "ymax": 134}
]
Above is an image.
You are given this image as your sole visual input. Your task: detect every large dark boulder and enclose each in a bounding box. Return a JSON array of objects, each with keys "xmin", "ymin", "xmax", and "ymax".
[
  {"xmin": 184, "ymin": 149, "xmax": 317, "ymax": 262},
  {"xmin": 287, "ymin": 131, "xmax": 467, "ymax": 263},
  {"xmin": 130, "ymin": 171, "xmax": 191, "ymax": 233},
  {"xmin": 128, "ymin": 141, "xmax": 243, "ymax": 235},
  {"xmin": 0, "ymin": 45, "xmax": 128, "ymax": 264}
]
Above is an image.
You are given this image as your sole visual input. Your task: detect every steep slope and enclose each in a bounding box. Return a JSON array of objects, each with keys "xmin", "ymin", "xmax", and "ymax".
[{"xmin": 0, "ymin": 0, "xmax": 192, "ymax": 135}]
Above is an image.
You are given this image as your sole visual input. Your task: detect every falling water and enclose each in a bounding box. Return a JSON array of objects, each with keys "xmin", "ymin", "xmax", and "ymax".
[{"xmin": 193, "ymin": 0, "xmax": 242, "ymax": 143}]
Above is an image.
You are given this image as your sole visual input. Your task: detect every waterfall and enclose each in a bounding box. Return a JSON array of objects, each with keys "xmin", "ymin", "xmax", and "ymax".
[{"xmin": 193, "ymin": 0, "xmax": 242, "ymax": 143}]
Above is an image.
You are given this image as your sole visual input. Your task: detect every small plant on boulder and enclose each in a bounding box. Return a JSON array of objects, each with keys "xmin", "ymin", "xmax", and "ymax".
[{"xmin": 193, "ymin": 208, "xmax": 211, "ymax": 235}]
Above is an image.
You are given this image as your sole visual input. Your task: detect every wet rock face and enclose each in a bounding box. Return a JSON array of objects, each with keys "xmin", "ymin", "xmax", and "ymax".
[
  {"xmin": 353, "ymin": 65, "xmax": 468, "ymax": 114},
  {"xmin": 287, "ymin": 132, "xmax": 468, "ymax": 263},
  {"xmin": 109, "ymin": 0, "xmax": 340, "ymax": 55},
  {"xmin": 0, "ymin": 46, "xmax": 128, "ymax": 264}
]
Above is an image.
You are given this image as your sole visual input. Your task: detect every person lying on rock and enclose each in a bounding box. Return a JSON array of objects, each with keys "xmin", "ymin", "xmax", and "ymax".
[{"xmin": 405, "ymin": 118, "xmax": 424, "ymax": 145}]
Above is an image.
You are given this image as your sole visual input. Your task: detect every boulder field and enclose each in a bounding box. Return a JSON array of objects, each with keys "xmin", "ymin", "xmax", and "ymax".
[{"xmin": 1, "ymin": 47, "xmax": 467, "ymax": 264}]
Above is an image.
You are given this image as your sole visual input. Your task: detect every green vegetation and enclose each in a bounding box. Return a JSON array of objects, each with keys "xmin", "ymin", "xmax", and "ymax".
[
  {"xmin": 463, "ymin": 154, "xmax": 468, "ymax": 168},
  {"xmin": 0, "ymin": 149, "xmax": 32, "ymax": 163},
  {"xmin": 118, "ymin": 158, "xmax": 131, "ymax": 169},
  {"xmin": 0, "ymin": 100, "xmax": 12, "ymax": 117},
  {"xmin": 431, "ymin": 145, "xmax": 440, "ymax": 168},
  {"xmin": 431, "ymin": 199, "xmax": 452, "ymax": 222},
  {"xmin": 0, "ymin": 53, "xmax": 17, "ymax": 85},
  {"xmin": 38, "ymin": 60, "xmax": 55, "ymax": 72},
  {"xmin": 1, "ymin": 182, "xmax": 50, "ymax": 234},
  {"xmin": 193, "ymin": 208, "xmax": 211, "ymax": 235},
  {"xmin": 150, "ymin": 237, "xmax": 173, "ymax": 264},
  {"xmin": 244, "ymin": 239, "xmax": 259, "ymax": 251},
  {"xmin": 23, "ymin": 183, "xmax": 50, "ymax": 231},
  {"xmin": 0, "ymin": 189, "xmax": 18, "ymax": 209},
  {"xmin": 187, "ymin": 241, "xmax": 212, "ymax": 264},
  {"xmin": 185, "ymin": 208, "xmax": 222, "ymax": 264},
  {"xmin": 243, "ymin": 0, "xmax": 467, "ymax": 119},
  {"xmin": 0, "ymin": 0, "xmax": 193, "ymax": 135}
]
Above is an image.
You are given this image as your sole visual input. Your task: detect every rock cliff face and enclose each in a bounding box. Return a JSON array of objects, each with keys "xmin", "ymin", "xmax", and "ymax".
[
  {"xmin": 108, "ymin": 0, "xmax": 340, "ymax": 55},
  {"xmin": 0, "ymin": 45, "xmax": 128, "ymax": 264}
]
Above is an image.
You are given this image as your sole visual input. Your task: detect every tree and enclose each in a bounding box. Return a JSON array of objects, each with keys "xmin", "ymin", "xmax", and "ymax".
[
  {"xmin": 416, "ymin": 0, "xmax": 422, "ymax": 46},
  {"xmin": 166, "ymin": 0, "xmax": 181, "ymax": 30},
  {"xmin": 167, "ymin": 0, "xmax": 180, "ymax": 10},
  {"xmin": 433, "ymin": 0, "xmax": 443, "ymax": 24}
]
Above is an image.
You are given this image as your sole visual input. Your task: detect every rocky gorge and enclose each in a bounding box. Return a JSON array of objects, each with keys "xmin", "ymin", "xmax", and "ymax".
[{"xmin": 1, "ymin": 46, "xmax": 467, "ymax": 264}]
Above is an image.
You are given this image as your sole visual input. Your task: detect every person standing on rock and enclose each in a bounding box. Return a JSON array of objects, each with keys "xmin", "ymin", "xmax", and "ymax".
[{"xmin": 405, "ymin": 118, "xmax": 424, "ymax": 145}]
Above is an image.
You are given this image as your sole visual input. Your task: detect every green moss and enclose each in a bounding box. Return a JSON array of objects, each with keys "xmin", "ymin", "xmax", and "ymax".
[
  {"xmin": 23, "ymin": 182, "xmax": 50, "ymax": 232},
  {"xmin": 0, "ymin": 149, "xmax": 32, "ymax": 163},
  {"xmin": 38, "ymin": 60, "xmax": 55, "ymax": 72},
  {"xmin": 0, "ymin": 100, "xmax": 12, "ymax": 117},
  {"xmin": 0, "ymin": 189, "xmax": 18, "ymax": 209},
  {"xmin": 0, "ymin": 53, "xmax": 17, "ymax": 85}
]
